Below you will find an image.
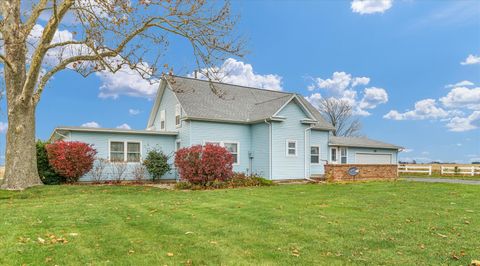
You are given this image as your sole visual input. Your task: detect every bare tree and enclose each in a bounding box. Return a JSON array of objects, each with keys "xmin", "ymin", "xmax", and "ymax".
[
  {"xmin": 111, "ymin": 161, "xmax": 127, "ymax": 183},
  {"xmin": 89, "ymin": 158, "xmax": 107, "ymax": 183},
  {"xmin": 0, "ymin": 0, "xmax": 243, "ymax": 190},
  {"xmin": 317, "ymin": 98, "xmax": 362, "ymax": 137}
]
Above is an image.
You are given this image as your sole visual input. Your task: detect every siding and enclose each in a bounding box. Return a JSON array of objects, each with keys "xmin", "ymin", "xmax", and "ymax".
[
  {"xmin": 189, "ymin": 121, "xmax": 252, "ymax": 173},
  {"xmin": 250, "ymin": 123, "xmax": 270, "ymax": 178},
  {"xmin": 309, "ymin": 130, "xmax": 329, "ymax": 175},
  {"xmin": 152, "ymin": 87, "xmax": 180, "ymax": 132},
  {"xmin": 271, "ymin": 101, "xmax": 310, "ymax": 179},
  {"xmin": 68, "ymin": 131, "xmax": 177, "ymax": 181}
]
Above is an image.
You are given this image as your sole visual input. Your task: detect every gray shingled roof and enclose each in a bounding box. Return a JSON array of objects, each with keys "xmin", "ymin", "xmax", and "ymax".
[
  {"xmin": 166, "ymin": 76, "xmax": 334, "ymax": 130},
  {"xmin": 329, "ymin": 136, "xmax": 402, "ymax": 150}
]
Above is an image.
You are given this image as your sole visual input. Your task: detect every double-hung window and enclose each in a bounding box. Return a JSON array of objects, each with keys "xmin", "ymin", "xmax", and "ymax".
[
  {"xmin": 160, "ymin": 110, "xmax": 166, "ymax": 131},
  {"xmin": 331, "ymin": 148, "xmax": 337, "ymax": 163},
  {"xmin": 224, "ymin": 142, "xmax": 239, "ymax": 164},
  {"xmin": 110, "ymin": 141, "xmax": 141, "ymax": 162},
  {"xmin": 286, "ymin": 140, "xmax": 297, "ymax": 156},
  {"xmin": 175, "ymin": 104, "xmax": 181, "ymax": 127},
  {"xmin": 311, "ymin": 146, "xmax": 320, "ymax": 164},
  {"xmin": 340, "ymin": 147, "xmax": 347, "ymax": 164}
]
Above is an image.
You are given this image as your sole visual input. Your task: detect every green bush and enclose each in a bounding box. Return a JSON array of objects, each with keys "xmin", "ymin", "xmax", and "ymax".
[
  {"xmin": 174, "ymin": 172, "xmax": 274, "ymax": 190},
  {"xmin": 36, "ymin": 140, "xmax": 64, "ymax": 185},
  {"xmin": 143, "ymin": 149, "xmax": 171, "ymax": 181}
]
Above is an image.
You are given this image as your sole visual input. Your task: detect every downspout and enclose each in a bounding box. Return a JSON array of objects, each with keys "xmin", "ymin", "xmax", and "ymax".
[
  {"xmin": 264, "ymin": 119, "xmax": 273, "ymax": 180},
  {"xmin": 304, "ymin": 125, "xmax": 315, "ymax": 181}
]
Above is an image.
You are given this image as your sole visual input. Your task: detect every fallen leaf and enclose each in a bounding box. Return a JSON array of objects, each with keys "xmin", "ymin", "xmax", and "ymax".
[
  {"xmin": 37, "ymin": 237, "xmax": 46, "ymax": 244},
  {"xmin": 69, "ymin": 233, "xmax": 79, "ymax": 237},
  {"xmin": 128, "ymin": 250, "xmax": 135, "ymax": 254},
  {"xmin": 451, "ymin": 253, "xmax": 460, "ymax": 260},
  {"xmin": 185, "ymin": 231, "xmax": 194, "ymax": 235},
  {"xmin": 419, "ymin": 244, "xmax": 425, "ymax": 249},
  {"xmin": 465, "ymin": 220, "xmax": 470, "ymax": 225},
  {"xmin": 436, "ymin": 233, "xmax": 447, "ymax": 238},
  {"xmin": 471, "ymin": 259, "xmax": 480, "ymax": 266},
  {"xmin": 167, "ymin": 252, "xmax": 174, "ymax": 257}
]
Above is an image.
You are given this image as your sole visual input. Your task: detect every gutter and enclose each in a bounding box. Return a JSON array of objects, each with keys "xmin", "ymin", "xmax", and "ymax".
[{"xmin": 304, "ymin": 124, "xmax": 314, "ymax": 180}]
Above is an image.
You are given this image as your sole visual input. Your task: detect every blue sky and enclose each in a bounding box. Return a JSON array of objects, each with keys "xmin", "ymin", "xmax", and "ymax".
[{"xmin": 1, "ymin": 0, "xmax": 479, "ymax": 164}]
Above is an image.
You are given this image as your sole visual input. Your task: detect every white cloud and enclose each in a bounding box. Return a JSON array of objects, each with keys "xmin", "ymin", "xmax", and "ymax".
[
  {"xmin": 351, "ymin": 0, "xmax": 393, "ymax": 15},
  {"xmin": 445, "ymin": 80, "xmax": 474, "ymax": 88},
  {"xmin": 0, "ymin": 122, "xmax": 7, "ymax": 133},
  {"xmin": 129, "ymin": 109, "xmax": 140, "ymax": 115},
  {"xmin": 461, "ymin": 54, "xmax": 480, "ymax": 65},
  {"xmin": 116, "ymin": 123, "xmax": 131, "ymax": 130},
  {"xmin": 383, "ymin": 99, "xmax": 449, "ymax": 120},
  {"xmin": 191, "ymin": 58, "xmax": 283, "ymax": 91},
  {"xmin": 304, "ymin": 93, "xmax": 323, "ymax": 108},
  {"xmin": 81, "ymin": 121, "xmax": 101, "ymax": 128},
  {"xmin": 402, "ymin": 148, "xmax": 413, "ymax": 153},
  {"xmin": 446, "ymin": 111, "xmax": 480, "ymax": 132},
  {"xmin": 440, "ymin": 86, "xmax": 480, "ymax": 110},
  {"xmin": 96, "ymin": 63, "xmax": 159, "ymax": 99},
  {"xmin": 307, "ymin": 71, "xmax": 388, "ymax": 116}
]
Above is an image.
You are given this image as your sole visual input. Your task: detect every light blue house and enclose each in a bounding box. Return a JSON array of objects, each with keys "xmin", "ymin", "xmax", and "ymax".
[{"xmin": 50, "ymin": 76, "xmax": 402, "ymax": 181}]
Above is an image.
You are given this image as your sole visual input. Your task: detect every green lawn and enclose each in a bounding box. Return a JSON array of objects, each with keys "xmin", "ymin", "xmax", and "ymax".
[
  {"xmin": 400, "ymin": 173, "xmax": 480, "ymax": 181},
  {"xmin": 0, "ymin": 182, "xmax": 478, "ymax": 265}
]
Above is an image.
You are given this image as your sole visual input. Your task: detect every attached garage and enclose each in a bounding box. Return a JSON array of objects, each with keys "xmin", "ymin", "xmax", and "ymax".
[{"xmin": 355, "ymin": 153, "xmax": 393, "ymax": 164}]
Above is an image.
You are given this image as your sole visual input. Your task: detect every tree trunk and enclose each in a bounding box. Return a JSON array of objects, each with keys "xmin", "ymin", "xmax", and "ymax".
[{"xmin": 1, "ymin": 102, "xmax": 42, "ymax": 190}]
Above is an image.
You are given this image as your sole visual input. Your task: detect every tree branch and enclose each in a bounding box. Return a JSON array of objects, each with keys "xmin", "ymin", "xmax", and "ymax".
[
  {"xmin": 0, "ymin": 54, "xmax": 13, "ymax": 70},
  {"xmin": 22, "ymin": 0, "xmax": 49, "ymax": 35}
]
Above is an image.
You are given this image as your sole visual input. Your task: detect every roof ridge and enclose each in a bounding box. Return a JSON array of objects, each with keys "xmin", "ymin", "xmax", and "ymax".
[
  {"xmin": 254, "ymin": 94, "xmax": 293, "ymax": 105},
  {"xmin": 170, "ymin": 75, "xmax": 292, "ymax": 95}
]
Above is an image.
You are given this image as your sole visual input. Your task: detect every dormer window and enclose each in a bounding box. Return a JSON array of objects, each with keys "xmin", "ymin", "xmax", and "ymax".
[
  {"xmin": 175, "ymin": 104, "xmax": 181, "ymax": 128},
  {"xmin": 160, "ymin": 110, "xmax": 166, "ymax": 131}
]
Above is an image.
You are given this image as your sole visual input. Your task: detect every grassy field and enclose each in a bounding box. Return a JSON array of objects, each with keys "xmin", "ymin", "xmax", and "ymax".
[
  {"xmin": 400, "ymin": 173, "xmax": 480, "ymax": 181},
  {"xmin": 0, "ymin": 182, "xmax": 479, "ymax": 265}
]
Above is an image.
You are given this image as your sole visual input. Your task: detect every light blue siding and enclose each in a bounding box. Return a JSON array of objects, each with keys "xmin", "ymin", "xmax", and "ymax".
[
  {"xmin": 67, "ymin": 131, "xmax": 177, "ymax": 181},
  {"xmin": 189, "ymin": 121, "xmax": 252, "ymax": 173},
  {"xmin": 309, "ymin": 130, "xmax": 329, "ymax": 175},
  {"xmin": 251, "ymin": 123, "xmax": 270, "ymax": 178},
  {"xmin": 271, "ymin": 101, "xmax": 310, "ymax": 179},
  {"xmin": 152, "ymin": 88, "xmax": 181, "ymax": 132},
  {"xmin": 346, "ymin": 147, "xmax": 398, "ymax": 164}
]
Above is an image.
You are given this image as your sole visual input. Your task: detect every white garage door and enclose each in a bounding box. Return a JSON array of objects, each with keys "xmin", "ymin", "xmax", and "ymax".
[{"xmin": 355, "ymin": 153, "xmax": 392, "ymax": 164}]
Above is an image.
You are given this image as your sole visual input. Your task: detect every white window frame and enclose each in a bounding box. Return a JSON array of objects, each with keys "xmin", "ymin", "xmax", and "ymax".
[
  {"xmin": 286, "ymin": 140, "xmax": 297, "ymax": 157},
  {"xmin": 159, "ymin": 109, "xmax": 166, "ymax": 131},
  {"xmin": 108, "ymin": 140, "xmax": 142, "ymax": 163},
  {"xmin": 330, "ymin": 147, "xmax": 338, "ymax": 164},
  {"xmin": 340, "ymin": 147, "xmax": 348, "ymax": 164},
  {"xmin": 202, "ymin": 140, "xmax": 240, "ymax": 165},
  {"xmin": 175, "ymin": 104, "xmax": 181, "ymax": 128},
  {"xmin": 310, "ymin": 146, "xmax": 320, "ymax": 165}
]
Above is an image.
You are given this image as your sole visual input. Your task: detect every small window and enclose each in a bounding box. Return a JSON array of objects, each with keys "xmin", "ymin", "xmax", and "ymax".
[
  {"xmin": 175, "ymin": 104, "xmax": 181, "ymax": 127},
  {"xmin": 331, "ymin": 148, "xmax": 337, "ymax": 162},
  {"xmin": 160, "ymin": 110, "xmax": 166, "ymax": 131},
  {"xmin": 224, "ymin": 142, "xmax": 239, "ymax": 164},
  {"xmin": 127, "ymin": 142, "xmax": 141, "ymax": 162},
  {"xmin": 311, "ymin": 146, "xmax": 320, "ymax": 164},
  {"xmin": 110, "ymin": 141, "xmax": 125, "ymax": 162},
  {"xmin": 286, "ymin": 140, "xmax": 297, "ymax": 156},
  {"xmin": 176, "ymin": 140, "xmax": 181, "ymax": 151},
  {"xmin": 340, "ymin": 147, "xmax": 347, "ymax": 164}
]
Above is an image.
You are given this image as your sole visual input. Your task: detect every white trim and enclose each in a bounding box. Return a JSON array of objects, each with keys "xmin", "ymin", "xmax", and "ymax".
[
  {"xmin": 108, "ymin": 139, "xmax": 143, "ymax": 163},
  {"xmin": 272, "ymin": 95, "xmax": 317, "ymax": 121},
  {"xmin": 146, "ymin": 80, "xmax": 166, "ymax": 128},
  {"xmin": 354, "ymin": 152, "xmax": 394, "ymax": 164},
  {"xmin": 175, "ymin": 103, "xmax": 182, "ymax": 128},
  {"xmin": 340, "ymin": 147, "xmax": 348, "ymax": 164},
  {"xmin": 286, "ymin": 139, "xmax": 297, "ymax": 157},
  {"xmin": 202, "ymin": 140, "xmax": 240, "ymax": 166},
  {"xmin": 310, "ymin": 145, "xmax": 320, "ymax": 165}
]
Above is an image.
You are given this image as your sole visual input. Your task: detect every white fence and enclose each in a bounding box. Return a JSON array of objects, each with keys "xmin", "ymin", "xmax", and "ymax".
[
  {"xmin": 441, "ymin": 166, "xmax": 480, "ymax": 176},
  {"xmin": 398, "ymin": 165, "xmax": 432, "ymax": 175}
]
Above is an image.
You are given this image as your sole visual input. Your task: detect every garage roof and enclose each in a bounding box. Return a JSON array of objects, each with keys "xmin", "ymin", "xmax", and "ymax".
[{"xmin": 329, "ymin": 136, "xmax": 403, "ymax": 150}]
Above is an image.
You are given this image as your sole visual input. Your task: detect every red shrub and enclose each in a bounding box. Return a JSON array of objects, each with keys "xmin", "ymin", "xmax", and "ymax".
[
  {"xmin": 46, "ymin": 141, "xmax": 97, "ymax": 183},
  {"xmin": 174, "ymin": 144, "xmax": 234, "ymax": 184}
]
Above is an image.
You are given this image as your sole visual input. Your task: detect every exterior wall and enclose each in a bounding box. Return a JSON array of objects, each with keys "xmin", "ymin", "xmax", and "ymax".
[
  {"xmin": 152, "ymin": 88, "xmax": 181, "ymax": 131},
  {"xmin": 309, "ymin": 130, "xmax": 329, "ymax": 175},
  {"xmin": 67, "ymin": 131, "xmax": 177, "ymax": 181},
  {"xmin": 189, "ymin": 121, "xmax": 252, "ymax": 173},
  {"xmin": 324, "ymin": 164, "xmax": 398, "ymax": 181},
  {"xmin": 271, "ymin": 102, "xmax": 310, "ymax": 179},
  {"xmin": 251, "ymin": 123, "xmax": 270, "ymax": 178}
]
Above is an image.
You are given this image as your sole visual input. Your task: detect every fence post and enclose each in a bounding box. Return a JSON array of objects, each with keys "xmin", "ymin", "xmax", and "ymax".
[
  {"xmin": 441, "ymin": 166, "xmax": 444, "ymax": 175},
  {"xmin": 428, "ymin": 166, "xmax": 432, "ymax": 176},
  {"xmin": 472, "ymin": 166, "xmax": 475, "ymax": 176}
]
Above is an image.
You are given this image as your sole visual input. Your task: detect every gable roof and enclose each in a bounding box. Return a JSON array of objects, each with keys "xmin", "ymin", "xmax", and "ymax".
[
  {"xmin": 50, "ymin": 126, "xmax": 177, "ymax": 142},
  {"xmin": 149, "ymin": 76, "xmax": 334, "ymax": 130},
  {"xmin": 329, "ymin": 136, "xmax": 402, "ymax": 150}
]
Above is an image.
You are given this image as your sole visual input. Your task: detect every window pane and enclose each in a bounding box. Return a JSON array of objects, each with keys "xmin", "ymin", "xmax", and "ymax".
[
  {"xmin": 331, "ymin": 149, "xmax": 337, "ymax": 161},
  {"xmin": 127, "ymin": 153, "xmax": 140, "ymax": 162},
  {"xmin": 341, "ymin": 148, "xmax": 347, "ymax": 156},
  {"xmin": 111, "ymin": 152, "xmax": 124, "ymax": 162},
  {"xmin": 224, "ymin": 143, "xmax": 238, "ymax": 153},
  {"xmin": 288, "ymin": 142, "xmax": 296, "ymax": 148},
  {"xmin": 311, "ymin": 155, "xmax": 319, "ymax": 164},
  {"xmin": 127, "ymin": 142, "xmax": 140, "ymax": 153},
  {"xmin": 341, "ymin": 157, "xmax": 347, "ymax": 164},
  {"xmin": 288, "ymin": 148, "xmax": 296, "ymax": 155},
  {"xmin": 231, "ymin": 154, "xmax": 238, "ymax": 164},
  {"xmin": 311, "ymin": 147, "xmax": 319, "ymax": 155},
  {"xmin": 111, "ymin": 142, "xmax": 124, "ymax": 152}
]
